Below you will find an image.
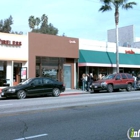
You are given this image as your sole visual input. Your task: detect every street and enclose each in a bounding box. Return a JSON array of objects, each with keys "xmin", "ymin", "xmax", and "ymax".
[{"xmin": 0, "ymin": 91, "xmax": 140, "ymax": 140}]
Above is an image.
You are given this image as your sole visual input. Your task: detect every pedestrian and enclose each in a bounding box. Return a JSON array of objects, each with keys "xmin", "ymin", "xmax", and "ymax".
[
  {"xmin": 87, "ymin": 73, "xmax": 93, "ymax": 91},
  {"xmin": 98, "ymin": 74, "xmax": 102, "ymax": 80},
  {"xmin": 132, "ymin": 74, "xmax": 137, "ymax": 90},
  {"xmin": 137, "ymin": 74, "xmax": 140, "ymax": 87},
  {"xmin": 85, "ymin": 74, "xmax": 89, "ymax": 91},
  {"xmin": 81, "ymin": 73, "xmax": 86, "ymax": 91},
  {"xmin": 102, "ymin": 74, "xmax": 105, "ymax": 79},
  {"xmin": 93, "ymin": 74, "xmax": 97, "ymax": 81}
]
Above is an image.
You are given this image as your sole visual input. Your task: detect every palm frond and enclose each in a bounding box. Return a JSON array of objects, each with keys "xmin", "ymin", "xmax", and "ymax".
[
  {"xmin": 100, "ymin": 0, "xmax": 111, "ymax": 3},
  {"xmin": 122, "ymin": 2, "xmax": 137, "ymax": 9},
  {"xmin": 99, "ymin": 4, "xmax": 112, "ymax": 12}
]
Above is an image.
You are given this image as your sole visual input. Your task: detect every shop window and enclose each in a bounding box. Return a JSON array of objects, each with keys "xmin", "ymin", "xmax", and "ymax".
[
  {"xmin": 36, "ymin": 57, "xmax": 65, "ymax": 81},
  {"xmin": 99, "ymin": 67, "xmax": 107, "ymax": 75}
]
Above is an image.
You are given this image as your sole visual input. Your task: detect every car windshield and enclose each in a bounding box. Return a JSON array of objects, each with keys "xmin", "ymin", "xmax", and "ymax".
[
  {"xmin": 18, "ymin": 78, "xmax": 33, "ymax": 85},
  {"xmin": 104, "ymin": 74, "xmax": 115, "ymax": 80}
]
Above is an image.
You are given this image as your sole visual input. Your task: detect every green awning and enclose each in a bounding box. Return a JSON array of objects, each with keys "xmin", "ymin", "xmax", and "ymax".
[{"xmin": 79, "ymin": 50, "xmax": 140, "ymax": 65}]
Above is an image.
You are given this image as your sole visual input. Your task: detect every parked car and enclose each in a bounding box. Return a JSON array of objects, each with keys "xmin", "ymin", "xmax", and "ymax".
[
  {"xmin": 91, "ymin": 73, "xmax": 134, "ymax": 93},
  {"xmin": 0, "ymin": 77, "xmax": 65, "ymax": 99}
]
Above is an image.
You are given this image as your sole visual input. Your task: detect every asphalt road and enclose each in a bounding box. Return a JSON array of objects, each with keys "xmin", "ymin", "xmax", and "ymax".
[{"xmin": 0, "ymin": 91, "xmax": 140, "ymax": 140}]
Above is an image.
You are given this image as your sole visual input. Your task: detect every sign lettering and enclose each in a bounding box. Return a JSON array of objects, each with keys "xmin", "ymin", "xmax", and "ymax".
[
  {"xmin": 125, "ymin": 50, "xmax": 135, "ymax": 54},
  {"xmin": 0, "ymin": 39, "xmax": 22, "ymax": 46},
  {"xmin": 69, "ymin": 40, "xmax": 76, "ymax": 44}
]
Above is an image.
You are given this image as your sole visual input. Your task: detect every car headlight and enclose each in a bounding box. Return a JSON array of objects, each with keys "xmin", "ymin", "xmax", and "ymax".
[
  {"xmin": 101, "ymin": 82, "xmax": 107, "ymax": 85},
  {"xmin": 8, "ymin": 89, "xmax": 16, "ymax": 92}
]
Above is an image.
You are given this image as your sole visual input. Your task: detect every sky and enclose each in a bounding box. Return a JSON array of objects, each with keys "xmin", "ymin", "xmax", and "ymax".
[{"xmin": 0, "ymin": 0, "xmax": 140, "ymax": 41}]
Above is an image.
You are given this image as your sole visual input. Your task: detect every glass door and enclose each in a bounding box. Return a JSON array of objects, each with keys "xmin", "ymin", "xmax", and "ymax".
[{"xmin": 63, "ymin": 65, "xmax": 71, "ymax": 89}]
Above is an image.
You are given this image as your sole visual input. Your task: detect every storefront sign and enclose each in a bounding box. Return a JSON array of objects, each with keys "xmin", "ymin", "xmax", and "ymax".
[
  {"xmin": 0, "ymin": 39, "xmax": 22, "ymax": 46},
  {"xmin": 125, "ymin": 50, "xmax": 135, "ymax": 54},
  {"xmin": 69, "ymin": 40, "xmax": 76, "ymax": 44}
]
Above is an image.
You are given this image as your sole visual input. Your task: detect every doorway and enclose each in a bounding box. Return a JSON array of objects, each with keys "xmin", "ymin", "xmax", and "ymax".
[
  {"xmin": 13, "ymin": 63, "xmax": 22, "ymax": 86},
  {"xmin": 63, "ymin": 65, "xmax": 71, "ymax": 89}
]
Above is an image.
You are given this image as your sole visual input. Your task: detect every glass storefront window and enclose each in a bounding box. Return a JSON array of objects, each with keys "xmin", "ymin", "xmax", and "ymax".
[{"xmin": 36, "ymin": 57, "xmax": 65, "ymax": 81}]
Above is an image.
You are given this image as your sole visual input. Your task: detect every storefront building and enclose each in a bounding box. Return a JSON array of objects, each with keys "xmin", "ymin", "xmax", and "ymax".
[
  {"xmin": 0, "ymin": 32, "xmax": 28, "ymax": 86},
  {"xmin": 28, "ymin": 33, "xmax": 79, "ymax": 89},
  {"xmin": 0, "ymin": 32, "xmax": 79, "ymax": 89},
  {"xmin": 2, "ymin": 32, "xmax": 140, "ymax": 89},
  {"xmin": 78, "ymin": 39, "xmax": 140, "ymax": 87}
]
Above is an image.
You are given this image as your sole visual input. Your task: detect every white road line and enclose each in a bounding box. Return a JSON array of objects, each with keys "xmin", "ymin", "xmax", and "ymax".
[
  {"xmin": 0, "ymin": 104, "xmax": 13, "ymax": 107},
  {"xmin": 14, "ymin": 133, "xmax": 48, "ymax": 140}
]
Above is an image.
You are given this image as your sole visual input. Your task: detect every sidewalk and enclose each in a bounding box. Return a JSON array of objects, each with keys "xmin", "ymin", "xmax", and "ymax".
[{"xmin": 60, "ymin": 89, "xmax": 89, "ymax": 96}]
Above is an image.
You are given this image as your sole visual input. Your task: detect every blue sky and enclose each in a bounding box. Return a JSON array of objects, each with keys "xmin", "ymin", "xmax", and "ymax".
[{"xmin": 0, "ymin": 0, "xmax": 140, "ymax": 41}]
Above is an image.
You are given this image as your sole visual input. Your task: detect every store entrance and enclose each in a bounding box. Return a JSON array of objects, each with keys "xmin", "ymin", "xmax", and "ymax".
[
  {"xmin": 13, "ymin": 63, "xmax": 22, "ymax": 86},
  {"xmin": 63, "ymin": 65, "xmax": 71, "ymax": 89}
]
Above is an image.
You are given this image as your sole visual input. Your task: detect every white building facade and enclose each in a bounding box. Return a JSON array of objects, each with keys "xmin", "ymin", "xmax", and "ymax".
[
  {"xmin": 78, "ymin": 38, "xmax": 140, "ymax": 86},
  {"xmin": 0, "ymin": 33, "xmax": 28, "ymax": 86}
]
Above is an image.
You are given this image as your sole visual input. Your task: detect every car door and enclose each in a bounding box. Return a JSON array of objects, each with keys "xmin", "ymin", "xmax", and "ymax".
[
  {"xmin": 42, "ymin": 78, "xmax": 55, "ymax": 93},
  {"xmin": 121, "ymin": 73, "xmax": 128, "ymax": 88},
  {"xmin": 27, "ymin": 78, "xmax": 44, "ymax": 95},
  {"xmin": 114, "ymin": 74, "xmax": 122, "ymax": 89}
]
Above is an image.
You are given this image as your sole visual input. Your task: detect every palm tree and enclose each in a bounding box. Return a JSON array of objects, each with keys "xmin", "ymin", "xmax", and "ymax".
[
  {"xmin": 41, "ymin": 14, "xmax": 48, "ymax": 23},
  {"xmin": 28, "ymin": 16, "xmax": 36, "ymax": 31},
  {"xmin": 35, "ymin": 17, "xmax": 41, "ymax": 30},
  {"xmin": 99, "ymin": 0, "xmax": 137, "ymax": 73}
]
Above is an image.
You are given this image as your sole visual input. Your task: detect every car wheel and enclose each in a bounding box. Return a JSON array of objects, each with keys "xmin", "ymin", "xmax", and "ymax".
[
  {"xmin": 126, "ymin": 84, "xmax": 132, "ymax": 91},
  {"xmin": 17, "ymin": 90, "xmax": 26, "ymax": 99},
  {"xmin": 107, "ymin": 84, "xmax": 113, "ymax": 92},
  {"xmin": 52, "ymin": 88, "xmax": 60, "ymax": 97}
]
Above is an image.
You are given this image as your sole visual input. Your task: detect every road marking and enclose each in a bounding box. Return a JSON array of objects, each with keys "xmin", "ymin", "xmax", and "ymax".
[
  {"xmin": 0, "ymin": 104, "xmax": 13, "ymax": 107},
  {"xmin": 14, "ymin": 133, "xmax": 48, "ymax": 140}
]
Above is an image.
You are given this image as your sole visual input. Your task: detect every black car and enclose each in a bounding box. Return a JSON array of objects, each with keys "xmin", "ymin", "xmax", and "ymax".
[{"xmin": 1, "ymin": 77, "xmax": 65, "ymax": 99}]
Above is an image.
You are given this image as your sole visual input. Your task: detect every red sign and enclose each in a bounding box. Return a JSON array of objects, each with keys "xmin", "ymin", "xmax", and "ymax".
[
  {"xmin": 125, "ymin": 49, "xmax": 135, "ymax": 54},
  {"xmin": 0, "ymin": 39, "xmax": 22, "ymax": 46}
]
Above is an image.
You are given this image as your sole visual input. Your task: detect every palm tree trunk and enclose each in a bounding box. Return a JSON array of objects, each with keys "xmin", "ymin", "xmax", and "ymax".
[
  {"xmin": 115, "ymin": 8, "xmax": 119, "ymax": 73},
  {"xmin": 116, "ymin": 24, "xmax": 119, "ymax": 73}
]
